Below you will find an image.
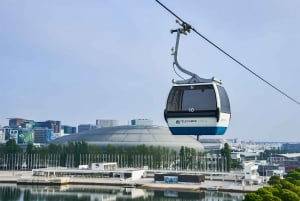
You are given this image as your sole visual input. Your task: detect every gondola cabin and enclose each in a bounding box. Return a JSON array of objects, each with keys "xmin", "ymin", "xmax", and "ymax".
[{"xmin": 164, "ymin": 81, "xmax": 231, "ymax": 135}]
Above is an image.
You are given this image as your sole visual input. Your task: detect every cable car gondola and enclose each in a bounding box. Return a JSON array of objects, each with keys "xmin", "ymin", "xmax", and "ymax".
[
  {"xmin": 165, "ymin": 80, "xmax": 231, "ymax": 135},
  {"xmin": 164, "ymin": 22, "xmax": 231, "ymax": 136}
]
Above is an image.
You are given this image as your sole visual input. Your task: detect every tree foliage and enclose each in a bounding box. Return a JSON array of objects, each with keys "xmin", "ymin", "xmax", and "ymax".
[
  {"xmin": 244, "ymin": 193, "xmax": 263, "ymax": 201},
  {"xmin": 0, "ymin": 141, "xmax": 211, "ymax": 170},
  {"xmin": 4, "ymin": 139, "xmax": 22, "ymax": 154},
  {"xmin": 0, "ymin": 140, "xmax": 233, "ymax": 173},
  {"xmin": 221, "ymin": 143, "xmax": 231, "ymax": 172},
  {"xmin": 279, "ymin": 189, "xmax": 300, "ymax": 201},
  {"xmin": 268, "ymin": 175, "xmax": 281, "ymax": 185},
  {"xmin": 244, "ymin": 168, "xmax": 300, "ymax": 201}
]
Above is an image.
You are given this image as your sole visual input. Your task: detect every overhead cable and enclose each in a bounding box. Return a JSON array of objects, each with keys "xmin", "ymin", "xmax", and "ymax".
[{"xmin": 155, "ymin": 0, "xmax": 300, "ymax": 105}]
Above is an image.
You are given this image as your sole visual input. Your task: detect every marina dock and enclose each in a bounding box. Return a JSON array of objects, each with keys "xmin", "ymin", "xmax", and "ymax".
[{"xmin": 0, "ymin": 170, "xmax": 265, "ymax": 193}]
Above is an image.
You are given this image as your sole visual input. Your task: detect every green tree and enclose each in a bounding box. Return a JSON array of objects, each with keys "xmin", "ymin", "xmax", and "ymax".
[
  {"xmin": 286, "ymin": 169, "xmax": 300, "ymax": 180},
  {"xmin": 280, "ymin": 180, "xmax": 300, "ymax": 197},
  {"xmin": 244, "ymin": 169, "xmax": 300, "ymax": 201},
  {"xmin": 221, "ymin": 143, "xmax": 231, "ymax": 172},
  {"xmin": 286, "ymin": 170, "xmax": 300, "ymax": 186},
  {"xmin": 106, "ymin": 144, "xmax": 116, "ymax": 154},
  {"xmin": 48, "ymin": 143, "xmax": 62, "ymax": 154},
  {"xmin": 279, "ymin": 189, "xmax": 300, "ymax": 201},
  {"xmin": 244, "ymin": 193, "xmax": 263, "ymax": 201},
  {"xmin": 256, "ymin": 188, "xmax": 281, "ymax": 201},
  {"xmin": 153, "ymin": 146, "xmax": 162, "ymax": 169},
  {"xmin": 88, "ymin": 145, "xmax": 102, "ymax": 154},
  {"xmin": 26, "ymin": 143, "xmax": 35, "ymax": 154},
  {"xmin": 268, "ymin": 175, "xmax": 281, "ymax": 185},
  {"xmin": 231, "ymin": 159, "xmax": 242, "ymax": 170},
  {"xmin": 263, "ymin": 186, "xmax": 280, "ymax": 197},
  {"xmin": 116, "ymin": 146, "xmax": 125, "ymax": 154},
  {"xmin": 5, "ymin": 139, "xmax": 22, "ymax": 154}
]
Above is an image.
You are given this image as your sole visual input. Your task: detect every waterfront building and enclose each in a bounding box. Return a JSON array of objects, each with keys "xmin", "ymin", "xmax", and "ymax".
[
  {"xmin": 3, "ymin": 126, "xmax": 11, "ymax": 140},
  {"xmin": 96, "ymin": 119, "xmax": 118, "ymax": 128},
  {"xmin": 199, "ymin": 138, "xmax": 226, "ymax": 151},
  {"xmin": 9, "ymin": 128, "xmax": 18, "ymax": 141},
  {"xmin": 243, "ymin": 161, "xmax": 262, "ymax": 185},
  {"xmin": 282, "ymin": 143, "xmax": 300, "ymax": 152},
  {"xmin": 258, "ymin": 164, "xmax": 281, "ymax": 176},
  {"xmin": 78, "ymin": 124, "xmax": 97, "ymax": 133},
  {"xmin": 8, "ymin": 118, "xmax": 25, "ymax": 127},
  {"xmin": 17, "ymin": 128, "xmax": 34, "ymax": 144},
  {"xmin": 62, "ymin": 125, "xmax": 77, "ymax": 134},
  {"xmin": 32, "ymin": 162, "xmax": 145, "ymax": 181},
  {"xmin": 91, "ymin": 162, "xmax": 117, "ymax": 171},
  {"xmin": 8, "ymin": 118, "xmax": 35, "ymax": 129},
  {"xmin": 35, "ymin": 120, "xmax": 61, "ymax": 133},
  {"xmin": 53, "ymin": 125, "xmax": 204, "ymax": 152},
  {"xmin": 1, "ymin": 127, "xmax": 34, "ymax": 144},
  {"xmin": 270, "ymin": 153, "xmax": 300, "ymax": 172},
  {"xmin": 232, "ymin": 152, "xmax": 260, "ymax": 161},
  {"xmin": 257, "ymin": 153, "xmax": 300, "ymax": 176},
  {"xmin": 131, "ymin": 119, "xmax": 153, "ymax": 126},
  {"xmin": 0, "ymin": 128, "xmax": 4, "ymax": 143},
  {"xmin": 34, "ymin": 128, "xmax": 55, "ymax": 143},
  {"xmin": 1, "ymin": 118, "xmax": 77, "ymax": 144}
]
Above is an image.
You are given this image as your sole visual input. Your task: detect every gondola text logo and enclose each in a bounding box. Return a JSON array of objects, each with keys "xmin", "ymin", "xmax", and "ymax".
[{"xmin": 176, "ymin": 120, "xmax": 197, "ymax": 124}]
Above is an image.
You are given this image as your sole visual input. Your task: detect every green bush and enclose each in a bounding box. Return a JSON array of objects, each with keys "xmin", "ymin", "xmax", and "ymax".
[
  {"xmin": 244, "ymin": 168, "xmax": 300, "ymax": 201},
  {"xmin": 244, "ymin": 193, "xmax": 263, "ymax": 201}
]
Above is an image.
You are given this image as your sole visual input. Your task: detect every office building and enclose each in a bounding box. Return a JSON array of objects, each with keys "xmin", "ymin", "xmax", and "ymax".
[
  {"xmin": 2, "ymin": 118, "xmax": 77, "ymax": 144},
  {"xmin": 35, "ymin": 120, "xmax": 61, "ymax": 133},
  {"xmin": 34, "ymin": 128, "xmax": 54, "ymax": 143},
  {"xmin": 62, "ymin": 125, "xmax": 77, "ymax": 134},
  {"xmin": 78, "ymin": 124, "xmax": 97, "ymax": 133},
  {"xmin": 1, "ymin": 127, "xmax": 34, "ymax": 144},
  {"xmin": 0, "ymin": 128, "xmax": 4, "ymax": 142},
  {"xmin": 131, "ymin": 119, "xmax": 153, "ymax": 126},
  {"xmin": 8, "ymin": 118, "xmax": 34, "ymax": 129},
  {"xmin": 282, "ymin": 143, "xmax": 300, "ymax": 152},
  {"xmin": 17, "ymin": 128, "xmax": 34, "ymax": 144},
  {"xmin": 8, "ymin": 118, "xmax": 25, "ymax": 127},
  {"xmin": 96, "ymin": 119, "xmax": 118, "ymax": 128}
]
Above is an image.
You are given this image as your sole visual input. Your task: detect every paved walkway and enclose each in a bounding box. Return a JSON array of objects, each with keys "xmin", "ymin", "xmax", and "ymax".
[
  {"xmin": 135, "ymin": 178, "xmax": 264, "ymax": 192},
  {"xmin": 0, "ymin": 171, "xmax": 265, "ymax": 192}
]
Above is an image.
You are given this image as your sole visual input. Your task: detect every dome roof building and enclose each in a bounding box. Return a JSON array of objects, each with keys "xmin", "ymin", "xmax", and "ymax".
[{"xmin": 52, "ymin": 125, "xmax": 204, "ymax": 152}]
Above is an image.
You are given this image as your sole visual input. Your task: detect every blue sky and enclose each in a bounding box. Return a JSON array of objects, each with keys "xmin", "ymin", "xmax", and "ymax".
[{"xmin": 0, "ymin": 1, "xmax": 299, "ymax": 142}]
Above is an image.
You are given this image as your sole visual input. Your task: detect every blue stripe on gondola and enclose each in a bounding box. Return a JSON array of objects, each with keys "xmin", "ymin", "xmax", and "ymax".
[{"xmin": 168, "ymin": 126, "xmax": 227, "ymax": 135}]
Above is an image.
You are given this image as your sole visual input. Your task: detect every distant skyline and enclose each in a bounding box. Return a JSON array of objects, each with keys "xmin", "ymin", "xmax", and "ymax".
[{"xmin": 1, "ymin": 1, "xmax": 299, "ymax": 142}]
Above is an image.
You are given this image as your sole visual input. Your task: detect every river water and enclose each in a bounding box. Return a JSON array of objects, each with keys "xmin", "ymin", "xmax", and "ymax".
[{"xmin": 0, "ymin": 184, "xmax": 245, "ymax": 201}]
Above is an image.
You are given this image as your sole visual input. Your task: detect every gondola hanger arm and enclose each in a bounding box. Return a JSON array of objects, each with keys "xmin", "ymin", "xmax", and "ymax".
[
  {"xmin": 155, "ymin": 0, "xmax": 300, "ymax": 105},
  {"xmin": 171, "ymin": 22, "xmax": 215, "ymax": 84}
]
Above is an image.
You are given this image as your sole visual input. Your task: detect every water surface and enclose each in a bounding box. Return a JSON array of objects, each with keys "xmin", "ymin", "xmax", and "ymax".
[{"xmin": 0, "ymin": 184, "xmax": 245, "ymax": 201}]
